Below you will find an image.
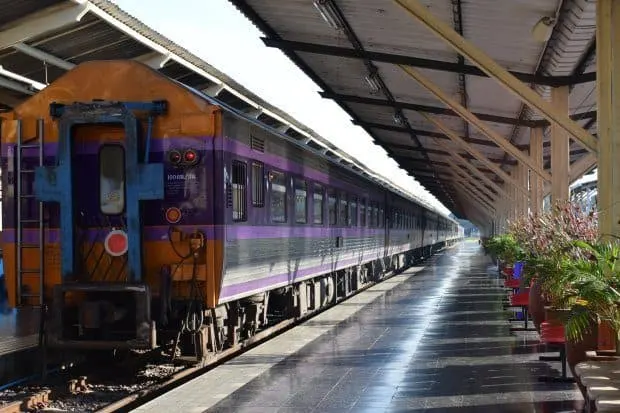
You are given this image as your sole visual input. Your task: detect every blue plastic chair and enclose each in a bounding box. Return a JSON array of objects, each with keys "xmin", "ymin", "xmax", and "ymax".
[{"xmin": 513, "ymin": 261, "xmax": 523, "ymax": 279}]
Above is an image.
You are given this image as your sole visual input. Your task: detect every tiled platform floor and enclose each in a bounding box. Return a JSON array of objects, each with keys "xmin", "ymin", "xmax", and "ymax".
[
  {"xmin": 135, "ymin": 241, "xmax": 585, "ymax": 413},
  {"xmin": 0, "ymin": 307, "xmax": 39, "ymax": 356}
]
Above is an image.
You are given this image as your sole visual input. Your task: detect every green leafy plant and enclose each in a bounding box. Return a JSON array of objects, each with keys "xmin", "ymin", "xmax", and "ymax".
[
  {"xmin": 559, "ymin": 240, "xmax": 620, "ymax": 346},
  {"xmin": 506, "ymin": 200, "xmax": 598, "ymax": 305},
  {"xmin": 485, "ymin": 234, "xmax": 524, "ymax": 264}
]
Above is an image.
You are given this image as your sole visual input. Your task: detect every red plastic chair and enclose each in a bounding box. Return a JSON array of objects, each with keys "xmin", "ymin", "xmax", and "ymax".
[
  {"xmin": 504, "ymin": 278, "xmax": 521, "ymax": 289},
  {"xmin": 508, "ymin": 289, "xmax": 536, "ymax": 332},
  {"xmin": 537, "ymin": 321, "xmax": 574, "ymax": 383}
]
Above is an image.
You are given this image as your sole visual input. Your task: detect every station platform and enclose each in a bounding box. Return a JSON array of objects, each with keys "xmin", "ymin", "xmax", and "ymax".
[
  {"xmin": 0, "ymin": 307, "xmax": 39, "ymax": 356},
  {"xmin": 133, "ymin": 240, "xmax": 584, "ymax": 413}
]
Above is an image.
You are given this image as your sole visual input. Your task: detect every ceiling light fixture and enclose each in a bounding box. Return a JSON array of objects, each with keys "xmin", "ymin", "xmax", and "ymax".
[{"xmin": 313, "ymin": 0, "xmax": 343, "ymax": 30}]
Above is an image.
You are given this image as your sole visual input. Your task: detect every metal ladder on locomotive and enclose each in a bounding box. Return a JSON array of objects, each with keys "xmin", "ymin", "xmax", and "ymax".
[{"xmin": 15, "ymin": 118, "xmax": 45, "ymax": 307}]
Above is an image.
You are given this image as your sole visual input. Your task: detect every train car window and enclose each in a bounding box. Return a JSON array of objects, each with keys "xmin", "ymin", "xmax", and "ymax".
[
  {"xmin": 360, "ymin": 199, "xmax": 366, "ymax": 227},
  {"xmin": 232, "ymin": 160, "xmax": 247, "ymax": 222},
  {"xmin": 251, "ymin": 161, "xmax": 265, "ymax": 207},
  {"xmin": 379, "ymin": 207, "xmax": 384, "ymax": 228},
  {"xmin": 339, "ymin": 194, "xmax": 349, "ymax": 226},
  {"xmin": 99, "ymin": 145, "xmax": 126, "ymax": 215},
  {"xmin": 328, "ymin": 191, "xmax": 337, "ymax": 226},
  {"xmin": 350, "ymin": 197, "xmax": 358, "ymax": 227},
  {"xmin": 294, "ymin": 179, "xmax": 307, "ymax": 224},
  {"xmin": 370, "ymin": 204, "xmax": 377, "ymax": 228},
  {"xmin": 270, "ymin": 170, "xmax": 287, "ymax": 223},
  {"xmin": 313, "ymin": 184, "xmax": 324, "ymax": 225}
]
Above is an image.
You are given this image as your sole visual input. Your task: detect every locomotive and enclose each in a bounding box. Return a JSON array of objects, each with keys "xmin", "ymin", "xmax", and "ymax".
[{"xmin": 0, "ymin": 60, "xmax": 462, "ymax": 359}]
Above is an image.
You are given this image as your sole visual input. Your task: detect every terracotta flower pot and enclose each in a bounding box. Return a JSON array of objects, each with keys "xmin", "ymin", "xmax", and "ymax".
[
  {"xmin": 566, "ymin": 321, "xmax": 599, "ymax": 378},
  {"xmin": 544, "ymin": 306, "xmax": 566, "ymax": 326},
  {"xmin": 528, "ymin": 280, "xmax": 547, "ymax": 332}
]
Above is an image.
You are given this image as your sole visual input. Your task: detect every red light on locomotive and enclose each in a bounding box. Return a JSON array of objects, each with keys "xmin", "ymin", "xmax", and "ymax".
[{"xmin": 184, "ymin": 149, "xmax": 199, "ymax": 164}]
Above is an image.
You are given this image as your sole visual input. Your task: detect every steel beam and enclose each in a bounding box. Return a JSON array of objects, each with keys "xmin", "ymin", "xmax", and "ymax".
[
  {"xmin": 453, "ymin": 169, "xmax": 496, "ymax": 204},
  {"xmin": 387, "ymin": 143, "xmax": 516, "ymax": 166},
  {"xmin": 452, "ymin": 178, "xmax": 495, "ymax": 213},
  {"xmin": 432, "ymin": 137, "xmax": 510, "ymax": 199},
  {"xmin": 352, "ymin": 120, "xmax": 504, "ymax": 148},
  {"xmin": 400, "ymin": 65, "xmax": 552, "ymax": 181},
  {"xmin": 393, "ymin": 0, "xmax": 598, "ymax": 154},
  {"xmin": 418, "ymin": 112, "xmax": 528, "ymax": 195},
  {"xmin": 12, "ymin": 42, "xmax": 76, "ymax": 71},
  {"xmin": 260, "ymin": 38, "xmax": 594, "ymax": 87},
  {"xmin": 320, "ymin": 91, "xmax": 596, "ymax": 127}
]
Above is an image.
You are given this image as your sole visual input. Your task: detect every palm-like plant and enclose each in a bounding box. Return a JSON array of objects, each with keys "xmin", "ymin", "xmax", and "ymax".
[{"xmin": 559, "ymin": 240, "xmax": 620, "ymax": 346}]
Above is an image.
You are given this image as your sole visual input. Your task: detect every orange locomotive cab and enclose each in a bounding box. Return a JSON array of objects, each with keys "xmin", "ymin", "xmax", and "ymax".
[{"xmin": 0, "ymin": 61, "xmax": 224, "ymax": 352}]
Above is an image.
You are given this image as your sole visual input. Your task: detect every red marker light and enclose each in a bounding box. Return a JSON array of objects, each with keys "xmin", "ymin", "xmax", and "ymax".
[
  {"xmin": 184, "ymin": 149, "xmax": 198, "ymax": 164},
  {"xmin": 104, "ymin": 230, "xmax": 128, "ymax": 257}
]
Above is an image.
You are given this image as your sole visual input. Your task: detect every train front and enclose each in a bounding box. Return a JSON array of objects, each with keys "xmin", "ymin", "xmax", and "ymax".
[{"xmin": 1, "ymin": 61, "xmax": 222, "ymax": 352}]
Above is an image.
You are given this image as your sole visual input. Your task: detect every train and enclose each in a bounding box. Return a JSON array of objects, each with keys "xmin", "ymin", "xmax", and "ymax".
[{"xmin": 0, "ymin": 60, "xmax": 462, "ymax": 359}]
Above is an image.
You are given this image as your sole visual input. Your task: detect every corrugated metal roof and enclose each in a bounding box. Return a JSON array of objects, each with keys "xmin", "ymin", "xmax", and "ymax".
[
  {"xmin": 0, "ymin": 0, "xmax": 450, "ymax": 216},
  {"xmin": 229, "ymin": 0, "xmax": 598, "ymax": 215}
]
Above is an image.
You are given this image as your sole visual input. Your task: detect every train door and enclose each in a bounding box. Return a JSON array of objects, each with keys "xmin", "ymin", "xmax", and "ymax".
[
  {"xmin": 73, "ymin": 126, "xmax": 128, "ymax": 282},
  {"xmin": 35, "ymin": 101, "xmax": 166, "ymax": 349}
]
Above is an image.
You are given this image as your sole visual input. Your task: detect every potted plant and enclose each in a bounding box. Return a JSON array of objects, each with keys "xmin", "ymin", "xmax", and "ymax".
[
  {"xmin": 562, "ymin": 239, "xmax": 620, "ymax": 350},
  {"xmin": 485, "ymin": 233, "xmax": 524, "ymax": 275},
  {"xmin": 508, "ymin": 201, "xmax": 599, "ymax": 332}
]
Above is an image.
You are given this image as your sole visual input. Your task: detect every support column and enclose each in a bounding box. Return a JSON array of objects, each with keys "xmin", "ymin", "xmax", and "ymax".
[
  {"xmin": 597, "ymin": 0, "xmax": 620, "ymax": 240},
  {"xmin": 511, "ymin": 174, "xmax": 517, "ymax": 221},
  {"xmin": 518, "ymin": 162, "xmax": 528, "ymax": 217},
  {"xmin": 551, "ymin": 86, "xmax": 570, "ymax": 204},
  {"xmin": 530, "ymin": 127, "xmax": 544, "ymax": 215}
]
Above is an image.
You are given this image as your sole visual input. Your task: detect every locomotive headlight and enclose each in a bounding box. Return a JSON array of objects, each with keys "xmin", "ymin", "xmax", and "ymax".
[
  {"xmin": 168, "ymin": 150, "xmax": 182, "ymax": 165},
  {"xmin": 183, "ymin": 149, "xmax": 199, "ymax": 165}
]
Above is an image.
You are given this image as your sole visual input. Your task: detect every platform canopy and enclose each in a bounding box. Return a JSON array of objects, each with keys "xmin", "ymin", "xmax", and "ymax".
[
  {"xmin": 228, "ymin": 0, "xmax": 599, "ymax": 223},
  {"xmin": 0, "ymin": 0, "xmax": 448, "ymax": 216}
]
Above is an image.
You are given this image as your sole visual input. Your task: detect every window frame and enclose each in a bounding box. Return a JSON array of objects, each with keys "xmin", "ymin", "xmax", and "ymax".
[
  {"xmin": 339, "ymin": 193, "xmax": 349, "ymax": 227},
  {"xmin": 251, "ymin": 161, "xmax": 265, "ymax": 208},
  {"xmin": 231, "ymin": 159, "xmax": 248, "ymax": 222},
  {"xmin": 98, "ymin": 144, "xmax": 126, "ymax": 216},
  {"xmin": 294, "ymin": 178, "xmax": 308, "ymax": 224},
  {"xmin": 313, "ymin": 183, "xmax": 325, "ymax": 225},
  {"xmin": 269, "ymin": 169, "xmax": 288, "ymax": 223},
  {"xmin": 328, "ymin": 190, "xmax": 337, "ymax": 226},
  {"xmin": 350, "ymin": 197, "xmax": 358, "ymax": 227}
]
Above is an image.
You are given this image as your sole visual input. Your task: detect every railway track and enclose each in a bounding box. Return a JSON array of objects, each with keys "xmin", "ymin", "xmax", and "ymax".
[
  {"xmin": 94, "ymin": 262, "xmax": 415, "ymax": 413},
  {"xmin": 0, "ymin": 249, "xmax": 448, "ymax": 412}
]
